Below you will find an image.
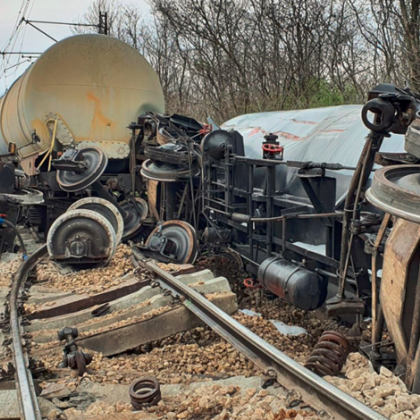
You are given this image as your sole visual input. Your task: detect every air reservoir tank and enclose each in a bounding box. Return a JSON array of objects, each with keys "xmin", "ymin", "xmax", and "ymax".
[
  {"xmin": 0, "ymin": 34, "xmax": 164, "ymax": 173},
  {"xmin": 258, "ymin": 257, "xmax": 328, "ymax": 310}
]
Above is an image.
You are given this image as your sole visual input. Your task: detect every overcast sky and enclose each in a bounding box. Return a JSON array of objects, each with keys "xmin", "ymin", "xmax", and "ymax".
[{"xmin": 0, "ymin": 0, "xmax": 150, "ymax": 95}]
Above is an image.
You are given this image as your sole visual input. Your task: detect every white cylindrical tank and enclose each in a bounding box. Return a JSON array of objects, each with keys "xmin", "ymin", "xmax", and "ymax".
[
  {"xmin": 222, "ymin": 105, "xmax": 405, "ymax": 166},
  {"xmin": 222, "ymin": 106, "xmax": 406, "ymax": 204},
  {"xmin": 0, "ymin": 34, "xmax": 164, "ymax": 166}
]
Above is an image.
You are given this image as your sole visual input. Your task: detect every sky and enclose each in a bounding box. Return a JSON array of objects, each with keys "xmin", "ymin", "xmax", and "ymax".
[{"xmin": 0, "ymin": 0, "xmax": 150, "ymax": 95}]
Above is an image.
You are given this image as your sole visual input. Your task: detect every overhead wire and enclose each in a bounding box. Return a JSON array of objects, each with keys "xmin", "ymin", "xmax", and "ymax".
[
  {"xmin": 2, "ymin": 25, "xmax": 25, "ymax": 87},
  {"xmin": 19, "ymin": 0, "xmax": 37, "ymax": 66},
  {"xmin": 2, "ymin": 0, "xmax": 98, "ymax": 94},
  {"xmin": 11, "ymin": 0, "xmax": 37, "ymax": 68},
  {"xmin": 1, "ymin": 0, "xmax": 26, "ymax": 52},
  {"xmin": 3, "ymin": 0, "xmax": 31, "ymax": 56},
  {"xmin": 1, "ymin": 0, "xmax": 36, "ymax": 90},
  {"xmin": 8, "ymin": 17, "xmax": 29, "ymax": 80},
  {"xmin": 4, "ymin": 59, "xmax": 31, "ymax": 72},
  {"xmin": 1, "ymin": 24, "xmax": 24, "ymax": 72}
]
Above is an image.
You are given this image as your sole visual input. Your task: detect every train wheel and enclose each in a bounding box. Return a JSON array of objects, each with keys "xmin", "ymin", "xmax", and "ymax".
[
  {"xmin": 120, "ymin": 197, "xmax": 149, "ymax": 241},
  {"xmin": 145, "ymin": 220, "xmax": 198, "ymax": 264},
  {"xmin": 56, "ymin": 147, "xmax": 108, "ymax": 192},
  {"xmin": 366, "ymin": 165, "xmax": 420, "ymax": 223},
  {"xmin": 141, "ymin": 159, "xmax": 199, "ymax": 182},
  {"xmin": 47, "ymin": 209, "xmax": 116, "ymax": 267},
  {"xmin": 68, "ymin": 197, "xmax": 124, "ymax": 244}
]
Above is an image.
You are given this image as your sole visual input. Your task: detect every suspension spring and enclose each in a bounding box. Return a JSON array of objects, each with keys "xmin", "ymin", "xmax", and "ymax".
[
  {"xmin": 304, "ymin": 331, "xmax": 351, "ymax": 376},
  {"xmin": 27, "ymin": 206, "xmax": 43, "ymax": 227},
  {"xmin": 129, "ymin": 376, "xmax": 161, "ymax": 409}
]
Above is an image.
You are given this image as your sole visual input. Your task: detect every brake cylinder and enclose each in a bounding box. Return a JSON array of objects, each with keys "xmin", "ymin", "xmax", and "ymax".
[{"xmin": 258, "ymin": 257, "xmax": 328, "ymax": 311}]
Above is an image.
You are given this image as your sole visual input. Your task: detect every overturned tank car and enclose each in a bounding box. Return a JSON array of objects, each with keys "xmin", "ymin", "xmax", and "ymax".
[
  {"xmin": 138, "ymin": 84, "xmax": 420, "ymax": 393},
  {"xmin": 2, "ymin": 34, "xmax": 420, "ymax": 392},
  {"xmin": 0, "ymin": 34, "xmax": 166, "ymax": 264}
]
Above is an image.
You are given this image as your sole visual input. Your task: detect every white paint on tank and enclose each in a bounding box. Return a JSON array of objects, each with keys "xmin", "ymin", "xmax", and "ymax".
[{"xmin": 0, "ymin": 34, "xmax": 165, "ymax": 160}]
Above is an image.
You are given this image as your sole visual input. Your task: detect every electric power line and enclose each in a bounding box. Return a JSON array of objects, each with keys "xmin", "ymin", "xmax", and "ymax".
[
  {"xmin": 0, "ymin": 52, "xmax": 42, "ymax": 55},
  {"xmin": 0, "ymin": 6, "xmax": 109, "ymax": 92},
  {"xmin": 23, "ymin": 19, "xmax": 57, "ymax": 42},
  {"xmin": 0, "ymin": 0, "xmax": 35, "ymax": 88},
  {"xmin": 24, "ymin": 19, "xmax": 99, "ymax": 27}
]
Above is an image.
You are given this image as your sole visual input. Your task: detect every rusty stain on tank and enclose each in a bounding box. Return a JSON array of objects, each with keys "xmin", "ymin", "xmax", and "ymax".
[
  {"xmin": 320, "ymin": 129, "xmax": 346, "ymax": 133},
  {"xmin": 74, "ymin": 136, "xmax": 91, "ymax": 142},
  {"xmin": 87, "ymin": 92, "xmax": 113, "ymax": 137},
  {"xmin": 273, "ymin": 131, "xmax": 302, "ymax": 141},
  {"xmin": 248, "ymin": 126, "xmax": 302, "ymax": 141},
  {"xmin": 249, "ymin": 127, "xmax": 264, "ymax": 136},
  {"xmin": 0, "ymin": 34, "xmax": 164, "ymax": 159},
  {"xmin": 0, "ymin": 35, "xmax": 165, "ymax": 159}
]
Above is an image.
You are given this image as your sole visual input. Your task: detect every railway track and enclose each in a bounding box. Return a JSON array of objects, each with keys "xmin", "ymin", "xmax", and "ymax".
[
  {"xmin": 9, "ymin": 245, "xmax": 47, "ymax": 420},
  {"xmin": 132, "ymin": 249, "xmax": 387, "ymax": 420},
  {"xmin": 8, "ymin": 245, "xmax": 386, "ymax": 420}
]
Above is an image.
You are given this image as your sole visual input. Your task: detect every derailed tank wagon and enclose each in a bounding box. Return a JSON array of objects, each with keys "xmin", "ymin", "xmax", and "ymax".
[
  {"xmin": 2, "ymin": 34, "xmax": 420, "ymax": 392},
  {"xmin": 0, "ymin": 34, "xmax": 166, "ymax": 262}
]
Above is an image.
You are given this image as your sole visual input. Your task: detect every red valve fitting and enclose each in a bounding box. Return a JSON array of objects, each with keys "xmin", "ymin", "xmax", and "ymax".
[{"xmin": 262, "ymin": 143, "xmax": 284, "ymax": 154}]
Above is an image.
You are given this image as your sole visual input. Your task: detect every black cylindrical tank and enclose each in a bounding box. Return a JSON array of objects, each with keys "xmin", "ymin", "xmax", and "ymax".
[{"xmin": 258, "ymin": 257, "xmax": 328, "ymax": 311}]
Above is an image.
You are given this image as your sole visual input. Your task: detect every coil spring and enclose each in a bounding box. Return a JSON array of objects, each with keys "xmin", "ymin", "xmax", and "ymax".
[
  {"xmin": 27, "ymin": 206, "xmax": 43, "ymax": 226},
  {"xmin": 304, "ymin": 331, "xmax": 351, "ymax": 376},
  {"xmin": 129, "ymin": 376, "xmax": 161, "ymax": 409}
]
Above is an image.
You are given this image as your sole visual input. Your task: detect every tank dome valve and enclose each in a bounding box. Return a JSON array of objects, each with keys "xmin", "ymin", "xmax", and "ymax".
[{"xmin": 262, "ymin": 133, "xmax": 283, "ymax": 160}]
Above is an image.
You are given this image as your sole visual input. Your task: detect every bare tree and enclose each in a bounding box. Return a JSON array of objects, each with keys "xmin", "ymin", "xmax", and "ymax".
[
  {"xmin": 74, "ymin": 0, "xmax": 122, "ymax": 36},
  {"xmin": 348, "ymin": 0, "xmax": 420, "ymax": 91},
  {"xmin": 76, "ymin": 0, "xmax": 420, "ymax": 122}
]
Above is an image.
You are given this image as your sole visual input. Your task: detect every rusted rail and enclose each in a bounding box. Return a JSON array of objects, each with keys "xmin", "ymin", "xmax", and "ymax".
[
  {"xmin": 10, "ymin": 245, "xmax": 48, "ymax": 420},
  {"xmin": 133, "ymin": 250, "xmax": 386, "ymax": 420}
]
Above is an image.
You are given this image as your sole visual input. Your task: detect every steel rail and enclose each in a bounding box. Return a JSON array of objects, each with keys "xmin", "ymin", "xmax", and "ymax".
[
  {"xmin": 10, "ymin": 245, "xmax": 48, "ymax": 420},
  {"xmin": 134, "ymin": 251, "xmax": 386, "ymax": 420}
]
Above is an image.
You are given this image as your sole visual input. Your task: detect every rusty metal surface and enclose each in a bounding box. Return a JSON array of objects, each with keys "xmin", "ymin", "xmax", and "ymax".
[
  {"xmin": 371, "ymin": 213, "xmax": 392, "ymax": 352},
  {"xmin": 120, "ymin": 197, "xmax": 149, "ymax": 241},
  {"xmin": 380, "ymin": 218, "xmax": 420, "ymax": 364},
  {"xmin": 9, "ymin": 245, "xmax": 48, "ymax": 420},
  {"xmin": 0, "ymin": 34, "xmax": 164, "ymax": 160},
  {"xmin": 129, "ymin": 377, "xmax": 162, "ymax": 409},
  {"xmin": 58, "ymin": 327, "xmax": 92, "ymax": 376},
  {"xmin": 305, "ymin": 331, "xmax": 351, "ymax": 376},
  {"xmin": 145, "ymin": 220, "xmax": 198, "ymax": 264}
]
